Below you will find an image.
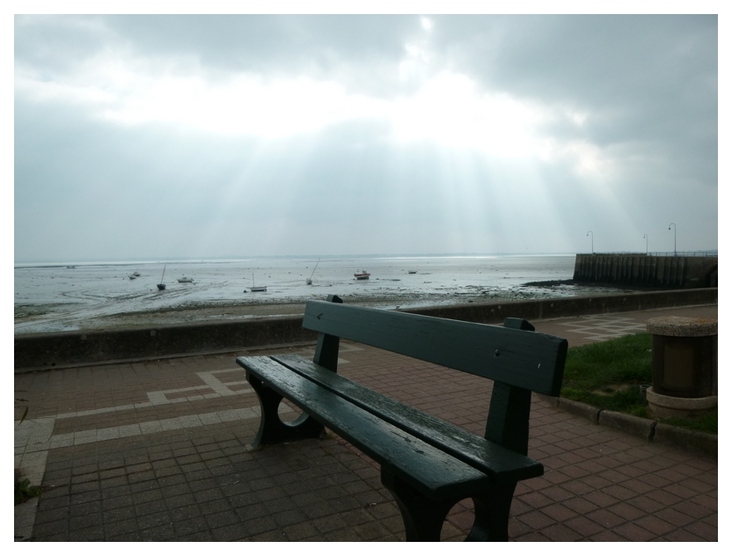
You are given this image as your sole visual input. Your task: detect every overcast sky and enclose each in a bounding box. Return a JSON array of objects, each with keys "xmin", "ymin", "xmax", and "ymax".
[{"xmin": 12, "ymin": 9, "xmax": 720, "ymax": 263}]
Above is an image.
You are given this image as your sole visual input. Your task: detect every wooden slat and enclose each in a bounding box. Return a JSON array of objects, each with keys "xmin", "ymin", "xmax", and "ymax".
[
  {"xmin": 269, "ymin": 354, "xmax": 543, "ymax": 481},
  {"xmin": 302, "ymin": 300, "xmax": 567, "ymax": 396},
  {"xmin": 238, "ymin": 356, "xmax": 491, "ymax": 500}
]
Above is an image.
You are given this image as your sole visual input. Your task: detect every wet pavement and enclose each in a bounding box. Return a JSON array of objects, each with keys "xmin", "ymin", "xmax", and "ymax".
[{"xmin": 14, "ymin": 304, "xmax": 717, "ymax": 541}]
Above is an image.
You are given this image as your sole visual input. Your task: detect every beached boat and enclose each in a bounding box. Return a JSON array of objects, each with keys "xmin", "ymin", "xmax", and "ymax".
[
  {"xmin": 157, "ymin": 265, "xmax": 166, "ymax": 291},
  {"xmin": 248, "ymin": 273, "xmax": 267, "ymax": 292},
  {"xmin": 354, "ymin": 270, "xmax": 371, "ymax": 280},
  {"xmin": 177, "ymin": 277, "xmax": 194, "ymax": 283},
  {"xmin": 306, "ymin": 258, "xmax": 321, "ymax": 285}
]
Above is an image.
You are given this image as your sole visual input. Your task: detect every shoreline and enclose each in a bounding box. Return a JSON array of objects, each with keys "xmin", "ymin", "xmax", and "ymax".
[
  {"xmin": 14, "ymin": 281, "xmax": 639, "ymax": 335},
  {"xmin": 15, "ymin": 288, "xmax": 718, "ymax": 371}
]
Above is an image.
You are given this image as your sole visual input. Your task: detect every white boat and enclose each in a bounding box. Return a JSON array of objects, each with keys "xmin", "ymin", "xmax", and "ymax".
[
  {"xmin": 177, "ymin": 277, "xmax": 194, "ymax": 283},
  {"xmin": 248, "ymin": 273, "xmax": 267, "ymax": 293},
  {"xmin": 129, "ymin": 271, "xmax": 141, "ymax": 279},
  {"xmin": 354, "ymin": 270, "xmax": 371, "ymax": 280}
]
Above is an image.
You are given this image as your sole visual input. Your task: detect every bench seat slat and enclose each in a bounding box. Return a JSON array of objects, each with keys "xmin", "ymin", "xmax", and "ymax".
[
  {"xmin": 302, "ymin": 301, "xmax": 567, "ymax": 396},
  {"xmin": 240, "ymin": 355, "xmax": 494, "ymax": 500},
  {"xmin": 269, "ymin": 353, "xmax": 543, "ymax": 482}
]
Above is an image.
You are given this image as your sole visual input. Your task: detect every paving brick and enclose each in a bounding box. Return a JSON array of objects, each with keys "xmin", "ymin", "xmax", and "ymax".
[
  {"xmin": 169, "ymin": 504, "xmax": 202, "ymax": 521},
  {"xmin": 101, "ymin": 494, "xmax": 134, "ymax": 510},
  {"xmin": 539, "ymin": 502, "xmax": 580, "ymax": 523},
  {"xmin": 139, "ymin": 523, "xmax": 177, "ymax": 541},
  {"xmin": 134, "ymin": 499, "xmax": 168, "ymax": 517},
  {"xmin": 164, "ymin": 492, "xmax": 197, "ymax": 509},
  {"xmin": 634, "ymin": 514, "xmax": 678, "ymax": 537},
  {"xmin": 564, "ymin": 515, "xmax": 606, "ymax": 537},
  {"xmin": 613, "ymin": 520, "xmax": 658, "ymax": 541},
  {"xmin": 283, "ymin": 520, "xmax": 321, "ymax": 540},
  {"xmin": 68, "ymin": 525, "xmax": 106, "ymax": 541},
  {"xmin": 586, "ymin": 508, "xmax": 627, "ymax": 529},
  {"xmin": 104, "ymin": 516, "xmax": 140, "ymax": 537}
]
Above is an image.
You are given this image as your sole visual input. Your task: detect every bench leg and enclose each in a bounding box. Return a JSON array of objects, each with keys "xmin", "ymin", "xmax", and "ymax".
[
  {"xmin": 247, "ymin": 374, "xmax": 324, "ymax": 447},
  {"xmin": 382, "ymin": 465, "xmax": 516, "ymax": 541},
  {"xmin": 465, "ymin": 482, "xmax": 517, "ymax": 541},
  {"xmin": 381, "ymin": 465, "xmax": 454, "ymax": 541}
]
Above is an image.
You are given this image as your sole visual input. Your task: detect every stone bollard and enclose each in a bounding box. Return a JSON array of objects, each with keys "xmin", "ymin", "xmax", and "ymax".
[{"xmin": 645, "ymin": 316, "xmax": 717, "ymax": 418}]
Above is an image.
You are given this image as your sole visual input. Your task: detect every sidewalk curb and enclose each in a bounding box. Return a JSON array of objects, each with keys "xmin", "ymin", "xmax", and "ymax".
[
  {"xmin": 598, "ymin": 409, "xmax": 656, "ymax": 440},
  {"xmin": 554, "ymin": 397, "xmax": 601, "ymax": 423},
  {"xmin": 542, "ymin": 396, "xmax": 717, "ymax": 459},
  {"xmin": 653, "ymin": 423, "xmax": 717, "ymax": 458}
]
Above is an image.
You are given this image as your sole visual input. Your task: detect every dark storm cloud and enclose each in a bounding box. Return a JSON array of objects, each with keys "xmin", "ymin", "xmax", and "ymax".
[{"xmin": 431, "ymin": 16, "xmax": 717, "ymax": 159}]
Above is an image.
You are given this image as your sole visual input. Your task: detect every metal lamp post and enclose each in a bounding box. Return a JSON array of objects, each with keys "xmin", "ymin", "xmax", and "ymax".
[
  {"xmin": 587, "ymin": 231, "xmax": 593, "ymax": 254},
  {"xmin": 644, "ymin": 234, "xmax": 648, "ymax": 255},
  {"xmin": 668, "ymin": 223, "xmax": 677, "ymax": 256}
]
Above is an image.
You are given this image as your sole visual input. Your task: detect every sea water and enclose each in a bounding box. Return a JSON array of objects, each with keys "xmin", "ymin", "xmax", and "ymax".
[{"xmin": 14, "ymin": 254, "xmax": 621, "ymax": 334}]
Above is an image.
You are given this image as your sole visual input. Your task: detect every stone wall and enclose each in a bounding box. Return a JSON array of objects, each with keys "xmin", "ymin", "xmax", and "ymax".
[
  {"xmin": 14, "ymin": 288, "xmax": 718, "ymax": 372},
  {"xmin": 573, "ymin": 255, "xmax": 717, "ymax": 288}
]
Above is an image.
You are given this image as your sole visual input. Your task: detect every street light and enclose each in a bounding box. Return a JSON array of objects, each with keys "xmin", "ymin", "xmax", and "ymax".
[
  {"xmin": 643, "ymin": 234, "xmax": 648, "ymax": 255},
  {"xmin": 668, "ymin": 223, "xmax": 677, "ymax": 256},
  {"xmin": 587, "ymin": 230, "xmax": 593, "ymax": 254}
]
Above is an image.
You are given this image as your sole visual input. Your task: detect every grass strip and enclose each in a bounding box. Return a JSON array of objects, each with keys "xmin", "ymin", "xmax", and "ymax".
[{"xmin": 561, "ymin": 333, "xmax": 717, "ymax": 434}]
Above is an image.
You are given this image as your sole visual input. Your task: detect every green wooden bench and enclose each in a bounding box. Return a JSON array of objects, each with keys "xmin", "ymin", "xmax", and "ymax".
[{"xmin": 236, "ymin": 295, "xmax": 567, "ymax": 541}]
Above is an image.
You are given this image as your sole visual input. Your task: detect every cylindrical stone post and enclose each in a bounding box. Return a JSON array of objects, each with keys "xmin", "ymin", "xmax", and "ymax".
[{"xmin": 645, "ymin": 317, "xmax": 717, "ymax": 418}]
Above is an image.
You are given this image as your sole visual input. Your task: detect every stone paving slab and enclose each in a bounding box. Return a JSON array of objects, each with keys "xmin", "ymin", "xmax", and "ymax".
[{"xmin": 14, "ymin": 304, "xmax": 717, "ymax": 541}]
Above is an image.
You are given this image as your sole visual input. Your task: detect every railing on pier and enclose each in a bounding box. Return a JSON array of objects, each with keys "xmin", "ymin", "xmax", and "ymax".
[{"xmin": 577, "ymin": 251, "xmax": 717, "ymax": 258}]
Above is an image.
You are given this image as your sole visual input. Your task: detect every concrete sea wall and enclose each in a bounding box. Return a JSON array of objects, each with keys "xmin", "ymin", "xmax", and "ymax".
[
  {"xmin": 15, "ymin": 288, "xmax": 717, "ymax": 372},
  {"xmin": 573, "ymin": 255, "xmax": 717, "ymax": 288}
]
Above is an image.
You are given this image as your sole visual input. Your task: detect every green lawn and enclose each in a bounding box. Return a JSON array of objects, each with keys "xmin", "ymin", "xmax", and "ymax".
[{"xmin": 561, "ymin": 333, "xmax": 717, "ymax": 435}]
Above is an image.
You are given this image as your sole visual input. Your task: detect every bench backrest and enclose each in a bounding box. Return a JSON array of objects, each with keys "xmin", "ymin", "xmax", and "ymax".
[{"xmin": 302, "ymin": 297, "xmax": 567, "ymax": 397}]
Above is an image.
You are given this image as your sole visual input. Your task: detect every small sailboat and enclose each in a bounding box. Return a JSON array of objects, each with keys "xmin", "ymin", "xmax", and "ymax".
[
  {"xmin": 157, "ymin": 265, "xmax": 166, "ymax": 291},
  {"xmin": 306, "ymin": 258, "xmax": 321, "ymax": 285},
  {"xmin": 248, "ymin": 273, "xmax": 267, "ymax": 293}
]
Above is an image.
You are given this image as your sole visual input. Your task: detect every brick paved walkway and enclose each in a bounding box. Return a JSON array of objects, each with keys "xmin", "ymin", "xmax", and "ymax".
[{"xmin": 14, "ymin": 305, "xmax": 717, "ymax": 541}]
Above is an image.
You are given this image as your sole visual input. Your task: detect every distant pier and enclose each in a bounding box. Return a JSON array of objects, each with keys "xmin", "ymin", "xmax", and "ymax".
[{"xmin": 573, "ymin": 254, "xmax": 717, "ymax": 288}]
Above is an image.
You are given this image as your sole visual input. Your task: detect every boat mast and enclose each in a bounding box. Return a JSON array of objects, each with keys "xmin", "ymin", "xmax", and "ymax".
[
  {"xmin": 310, "ymin": 258, "xmax": 320, "ymax": 280},
  {"xmin": 307, "ymin": 258, "xmax": 320, "ymax": 284}
]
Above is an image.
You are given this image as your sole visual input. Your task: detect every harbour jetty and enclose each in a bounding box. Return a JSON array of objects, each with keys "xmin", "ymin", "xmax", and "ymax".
[{"xmin": 573, "ymin": 254, "xmax": 717, "ymax": 289}]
